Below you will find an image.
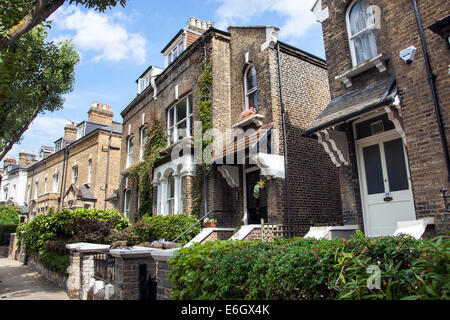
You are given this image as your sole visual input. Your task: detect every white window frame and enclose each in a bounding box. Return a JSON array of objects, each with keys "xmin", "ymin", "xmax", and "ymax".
[
  {"xmin": 346, "ymin": 0, "xmax": 378, "ymax": 67},
  {"xmin": 244, "ymin": 65, "xmax": 258, "ymax": 110},
  {"xmin": 166, "ymin": 172, "xmax": 175, "ymax": 215},
  {"xmin": 140, "ymin": 126, "xmax": 148, "ymax": 161},
  {"xmin": 72, "ymin": 166, "xmax": 78, "ymax": 184},
  {"xmin": 127, "ymin": 136, "xmax": 135, "ymax": 168},
  {"xmin": 167, "ymin": 95, "xmax": 193, "ymax": 146},
  {"xmin": 53, "ymin": 174, "xmax": 59, "ymax": 193},
  {"xmin": 167, "ymin": 40, "xmax": 184, "ymax": 65},
  {"xmin": 34, "ymin": 181, "xmax": 38, "ymax": 200},
  {"xmin": 124, "ymin": 189, "xmax": 131, "ymax": 219},
  {"xmin": 88, "ymin": 159, "xmax": 92, "ymax": 183}
]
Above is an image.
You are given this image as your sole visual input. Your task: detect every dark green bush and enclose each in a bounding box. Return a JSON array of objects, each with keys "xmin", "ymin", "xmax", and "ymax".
[
  {"xmin": 0, "ymin": 206, "xmax": 20, "ymax": 225},
  {"xmin": 20, "ymin": 208, "xmax": 129, "ymax": 256},
  {"xmin": 38, "ymin": 249, "xmax": 70, "ymax": 274},
  {"xmin": 110, "ymin": 214, "xmax": 201, "ymax": 246},
  {"xmin": 168, "ymin": 234, "xmax": 449, "ymax": 300}
]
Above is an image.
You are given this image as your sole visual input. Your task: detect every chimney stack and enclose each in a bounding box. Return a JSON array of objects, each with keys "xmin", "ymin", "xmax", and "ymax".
[
  {"xmin": 88, "ymin": 101, "xmax": 114, "ymax": 125},
  {"xmin": 3, "ymin": 157, "xmax": 17, "ymax": 170},
  {"xmin": 18, "ymin": 150, "xmax": 37, "ymax": 166},
  {"xmin": 64, "ymin": 120, "xmax": 78, "ymax": 140},
  {"xmin": 187, "ymin": 17, "xmax": 212, "ymax": 32}
]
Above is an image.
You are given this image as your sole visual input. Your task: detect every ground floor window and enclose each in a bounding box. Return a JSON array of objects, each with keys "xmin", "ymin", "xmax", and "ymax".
[{"xmin": 156, "ymin": 171, "xmax": 183, "ymax": 216}]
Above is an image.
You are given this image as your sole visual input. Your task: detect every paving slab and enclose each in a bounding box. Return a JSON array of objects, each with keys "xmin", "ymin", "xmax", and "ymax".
[{"xmin": 0, "ymin": 257, "xmax": 69, "ymax": 300}]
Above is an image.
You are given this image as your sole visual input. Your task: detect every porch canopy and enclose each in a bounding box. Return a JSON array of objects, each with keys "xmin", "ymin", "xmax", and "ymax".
[
  {"xmin": 211, "ymin": 121, "xmax": 285, "ymax": 187},
  {"xmin": 302, "ymin": 76, "xmax": 403, "ymax": 167},
  {"xmin": 303, "ymin": 76, "xmax": 397, "ymax": 137}
]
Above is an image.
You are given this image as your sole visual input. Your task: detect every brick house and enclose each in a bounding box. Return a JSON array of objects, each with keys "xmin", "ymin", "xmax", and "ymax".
[
  {"xmin": 119, "ymin": 17, "xmax": 343, "ymax": 238},
  {"xmin": 25, "ymin": 102, "xmax": 122, "ymax": 219},
  {"xmin": 304, "ymin": 0, "xmax": 449, "ymax": 237}
]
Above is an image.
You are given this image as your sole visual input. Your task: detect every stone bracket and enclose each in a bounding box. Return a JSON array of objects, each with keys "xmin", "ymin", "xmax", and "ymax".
[
  {"xmin": 218, "ymin": 165, "xmax": 240, "ymax": 188},
  {"xmin": 317, "ymin": 129, "xmax": 350, "ymax": 167},
  {"xmin": 385, "ymin": 95, "xmax": 407, "ymax": 145},
  {"xmin": 311, "ymin": 0, "xmax": 329, "ymax": 23}
]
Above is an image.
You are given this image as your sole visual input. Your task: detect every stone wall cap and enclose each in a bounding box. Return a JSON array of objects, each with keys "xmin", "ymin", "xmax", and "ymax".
[
  {"xmin": 66, "ymin": 242, "xmax": 110, "ymax": 252},
  {"xmin": 151, "ymin": 248, "xmax": 181, "ymax": 262},
  {"xmin": 109, "ymin": 246, "xmax": 159, "ymax": 258}
]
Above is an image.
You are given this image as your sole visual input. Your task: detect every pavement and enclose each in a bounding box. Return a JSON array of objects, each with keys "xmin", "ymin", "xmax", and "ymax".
[{"xmin": 0, "ymin": 256, "xmax": 69, "ymax": 300}]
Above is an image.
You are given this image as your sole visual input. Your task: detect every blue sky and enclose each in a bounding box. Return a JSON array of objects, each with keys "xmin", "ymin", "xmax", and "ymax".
[{"xmin": 5, "ymin": 0, "xmax": 324, "ymax": 161}]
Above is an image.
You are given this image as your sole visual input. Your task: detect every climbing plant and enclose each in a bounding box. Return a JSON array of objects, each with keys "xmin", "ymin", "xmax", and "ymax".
[
  {"xmin": 192, "ymin": 49, "xmax": 213, "ymax": 218},
  {"xmin": 129, "ymin": 115, "xmax": 166, "ymax": 218}
]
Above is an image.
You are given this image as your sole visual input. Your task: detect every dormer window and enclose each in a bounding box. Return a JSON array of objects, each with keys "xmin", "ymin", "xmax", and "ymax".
[
  {"xmin": 55, "ymin": 140, "xmax": 62, "ymax": 152},
  {"xmin": 346, "ymin": 0, "xmax": 378, "ymax": 66},
  {"xmin": 138, "ymin": 76, "xmax": 150, "ymax": 94},
  {"xmin": 167, "ymin": 41, "xmax": 184, "ymax": 66}
]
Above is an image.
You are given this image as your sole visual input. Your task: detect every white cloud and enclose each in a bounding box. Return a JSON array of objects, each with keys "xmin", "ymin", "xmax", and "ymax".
[
  {"xmin": 214, "ymin": 0, "xmax": 317, "ymax": 39},
  {"xmin": 50, "ymin": 6, "xmax": 147, "ymax": 64}
]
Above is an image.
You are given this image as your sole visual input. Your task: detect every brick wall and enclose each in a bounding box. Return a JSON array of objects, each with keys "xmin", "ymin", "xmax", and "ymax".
[{"xmin": 319, "ymin": 0, "xmax": 450, "ymax": 234}]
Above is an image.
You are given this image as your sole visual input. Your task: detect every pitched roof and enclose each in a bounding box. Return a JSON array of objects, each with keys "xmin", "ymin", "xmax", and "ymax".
[{"xmin": 303, "ymin": 76, "xmax": 397, "ymax": 136}]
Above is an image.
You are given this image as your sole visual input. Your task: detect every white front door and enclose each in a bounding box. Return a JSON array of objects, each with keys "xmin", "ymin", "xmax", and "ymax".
[{"xmin": 357, "ymin": 132, "xmax": 416, "ymax": 237}]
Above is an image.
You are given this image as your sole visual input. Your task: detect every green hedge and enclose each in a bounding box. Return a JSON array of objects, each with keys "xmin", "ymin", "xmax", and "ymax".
[
  {"xmin": 0, "ymin": 206, "xmax": 20, "ymax": 225},
  {"xmin": 168, "ymin": 234, "xmax": 449, "ymax": 300},
  {"xmin": 111, "ymin": 214, "xmax": 201, "ymax": 246},
  {"xmin": 19, "ymin": 208, "xmax": 129, "ymax": 256}
]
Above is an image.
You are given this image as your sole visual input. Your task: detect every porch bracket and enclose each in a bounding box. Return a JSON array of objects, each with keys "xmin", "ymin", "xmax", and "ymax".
[
  {"xmin": 250, "ymin": 153, "xmax": 285, "ymax": 179},
  {"xmin": 217, "ymin": 165, "xmax": 240, "ymax": 188},
  {"xmin": 317, "ymin": 130, "xmax": 345, "ymax": 167},
  {"xmin": 385, "ymin": 95, "xmax": 407, "ymax": 145},
  {"xmin": 323, "ymin": 129, "xmax": 350, "ymax": 166}
]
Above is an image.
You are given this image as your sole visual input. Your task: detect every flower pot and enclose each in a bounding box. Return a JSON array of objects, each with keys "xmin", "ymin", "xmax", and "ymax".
[{"xmin": 203, "ymin": 222, "xmax": 216, "ymax": 228}]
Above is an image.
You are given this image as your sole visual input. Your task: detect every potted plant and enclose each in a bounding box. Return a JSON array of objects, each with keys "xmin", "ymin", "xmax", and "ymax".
[
  {"xmin": 253, "ymin": 181, "xmax": 265, "ymax": 199},
  {"xmin": 239, "ymin": 107, "xmax": 257, "ymax": 121},
  {"xmin": 203, "ymin": 218, "xmax": 217, "ymax": 228}
]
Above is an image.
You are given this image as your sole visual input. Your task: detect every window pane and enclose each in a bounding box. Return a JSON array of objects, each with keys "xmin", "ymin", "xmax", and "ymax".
[
  {"xmin": 248, "ymin": 91, "xmax": 258, "ymax": 110},
  {"xmin": 354, "ymin": 29, "xmax": 377, "ymax": 65},
  {"xmin": 168, "ymin": 127, "xmax": 174, "ymax": 145},
  {"xmin": 177, "ymin": 120, "xmax": 187, "ymax": 141},
  {"xmin": 187, "ymin": 95, "xmax": 192, "ymax": 115},
  {"xmin": 169, "ymin": 108, "xmax": 175, "ymax": 126},
  {"xmin": 363, "ymin": 144, "xmax": 385, "ymax": 195},
  {"xmin": 384, "ymin": 139, "xmax": 409, "ymax": 192},
  {"xmin": 349, "ymin": 0, "xmax": 373, "ymax": 35},
  {"xmin": 246, "ymin": 66, "xmax": 257, "ymax": 90},
  {"xmin": 176, "ymin": 99, "xmax": 187, "ymax": 122},
  {"xmin": 168, "ymin": 174, "xmax": 175, "ymax": 198}
]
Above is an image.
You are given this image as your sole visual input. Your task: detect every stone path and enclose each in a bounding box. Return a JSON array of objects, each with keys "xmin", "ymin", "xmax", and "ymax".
[{"xmin": 0, "ymin": 257, "xmax": 69, "ymax": 300}]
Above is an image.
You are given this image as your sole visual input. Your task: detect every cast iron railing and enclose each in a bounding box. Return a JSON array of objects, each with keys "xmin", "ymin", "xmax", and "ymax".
[{"xmin": 94, "ymin": 252, "xmax": 115, "ymax": 284}]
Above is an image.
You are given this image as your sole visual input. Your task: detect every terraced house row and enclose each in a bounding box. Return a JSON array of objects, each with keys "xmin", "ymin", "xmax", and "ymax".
[{"xmin": 1, "ymin": 3, "xmax": 449, "ymax": 240}]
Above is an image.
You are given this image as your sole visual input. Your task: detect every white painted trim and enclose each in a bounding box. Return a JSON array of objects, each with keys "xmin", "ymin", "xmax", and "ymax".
[
  {"xmin": 185, "ymin": 228, "xmax": 236, "ymax": 247},
  {"xmin": 311, "ymin": 0, "xmax": 329, "ymax": 23}
]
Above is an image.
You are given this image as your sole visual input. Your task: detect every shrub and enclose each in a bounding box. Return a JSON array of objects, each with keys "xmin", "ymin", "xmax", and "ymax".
[
  {"xmin": 0, "ymin": 224, "xmax": 18, "ymax": 245},
  {"xmin": 38, "ymin": 249, "xmax": 70, "ymax": 274},
  {"xmin": 168, "ymin": 234, "xmax": 449, "ymax": 300},
  {"xmin": 110, "ymin": 214, "xmax": 201, "ymax": 246},
  {"xmin": 0, "ymin": 206, "xmax": 20, "ymax": 225},
  {"xmin": 20, "ymin": 208, "xmax": 129, "ymax": 256}
]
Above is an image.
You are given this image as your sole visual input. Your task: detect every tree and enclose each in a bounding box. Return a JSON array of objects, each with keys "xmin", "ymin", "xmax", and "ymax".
[
  {"xmin": 0, "ymin": 25, "xmax": 80, "ymax": 161},
  {"xmin": 0, "ymin": 206, "xmax": 20, "ymax": 225},
  {"xmin": 0, "ymin": 0, "xmax": 128, "ymax": 51}
]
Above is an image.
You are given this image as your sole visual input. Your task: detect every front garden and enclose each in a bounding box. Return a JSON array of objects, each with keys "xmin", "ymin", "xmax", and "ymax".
[{"xmin": 168, "ymin": 232, "xmax": 449, "ymax": 300}]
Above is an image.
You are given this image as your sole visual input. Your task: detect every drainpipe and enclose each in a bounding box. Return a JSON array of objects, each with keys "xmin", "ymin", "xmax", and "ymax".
[
  {"xmin": 276, "ymin": 42, "xmax": 292, "ymax": 228},
  {"xmin": 412, "ymin": 0, "xmax": 450, "ymax": 181},
  {"xmin": 61, "ymin": 148, "xmax": 69, "ymax": 209},
  {"xmin": 58, "ymin": 149, "xmax": 66, "ymax": 211},
  {"xmin": 104, "ymin": 126, "xmax": 112, "ymax": 210}
]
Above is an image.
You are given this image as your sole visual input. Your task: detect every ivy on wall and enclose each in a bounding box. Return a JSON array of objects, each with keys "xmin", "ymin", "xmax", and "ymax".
[
  {"xmin": 129, "ymin": 115, "xmax": 166, "ymax": 219},
  {"xmin": 192, "ymin": 50, "xmax": 212, "ymax": 218}
]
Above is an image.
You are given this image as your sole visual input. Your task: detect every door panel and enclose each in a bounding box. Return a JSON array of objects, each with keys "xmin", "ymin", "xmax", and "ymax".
[
  {"xmin": 358, "ymin": 134, "xmax": 416, "ymax": 237},
  {"xmin": 246, "ymin": 170, "xmax": 268, "ymax": 225}
]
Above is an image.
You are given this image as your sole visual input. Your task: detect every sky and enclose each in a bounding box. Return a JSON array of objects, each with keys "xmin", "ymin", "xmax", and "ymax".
[{"xmin": 5, "ymin": 0, "xmax": 325, "ymax": 162}]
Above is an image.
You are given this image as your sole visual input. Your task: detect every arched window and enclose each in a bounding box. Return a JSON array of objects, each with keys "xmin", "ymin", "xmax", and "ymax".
[
  {"xmin": 244, "ymin": 65, "xmax": 258, "ymax": 110},
  {"xmin": 346, "ymin": 0, "xmax": 378, "ymax": 66},
  {"xmin": 167, "ymin": 172, "xmax": 175, "ymax": 215},
  {"xmin": 127, "ymin": 136, "xmax": 134, "ymax": 168}
]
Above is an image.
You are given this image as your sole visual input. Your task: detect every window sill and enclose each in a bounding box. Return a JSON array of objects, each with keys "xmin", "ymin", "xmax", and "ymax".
[
  {"xmin": 161, "ymin": 137, "xmax": 193, "ymax": 155},
  {"xmin": 232, "ymin": 114, "xmax": 265, "ymax": 129},
  {"xmin": 335, "ymin": 54, "xmax": 389, "ymax": 88}
]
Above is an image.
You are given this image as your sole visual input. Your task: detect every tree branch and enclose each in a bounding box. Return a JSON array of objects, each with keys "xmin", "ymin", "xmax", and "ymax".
[
  {"xmin": 0, "ymin": 106, "xmax": 41, "ymax": 162},
  {"xmin": 0, "ymin": 0, "xmax": 65, "ymax": 51}
]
